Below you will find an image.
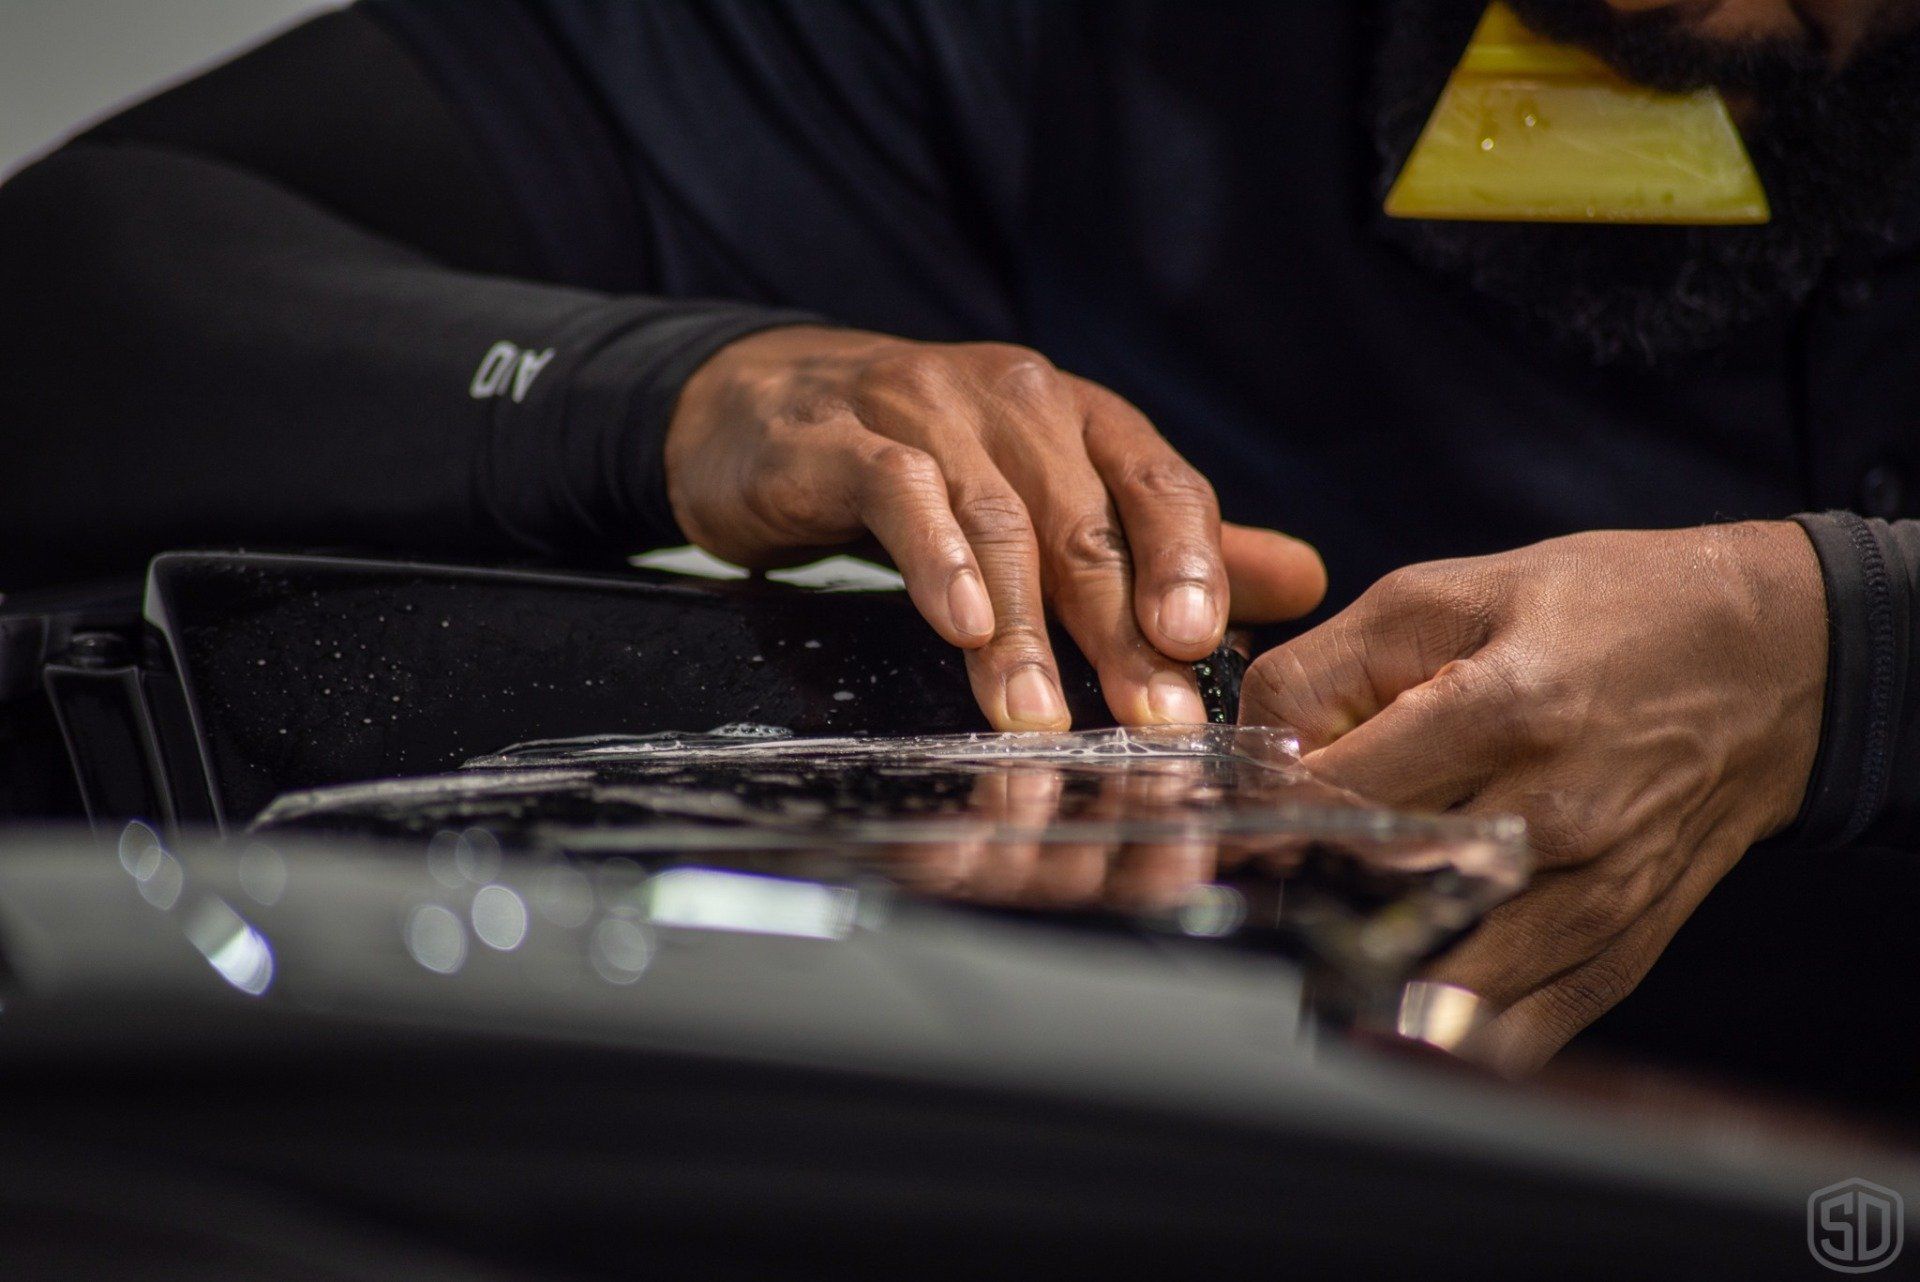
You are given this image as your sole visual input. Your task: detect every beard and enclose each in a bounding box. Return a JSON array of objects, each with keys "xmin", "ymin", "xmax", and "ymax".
[{"xmin": 1372, "ymin": 0, "xmax": 1920, "ymax": 365}]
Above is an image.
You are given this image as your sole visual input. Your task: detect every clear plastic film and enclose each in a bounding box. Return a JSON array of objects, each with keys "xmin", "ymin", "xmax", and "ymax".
[{"xmin": 254, "ymin": 725, "xmax": 1530, "ymax": 989}]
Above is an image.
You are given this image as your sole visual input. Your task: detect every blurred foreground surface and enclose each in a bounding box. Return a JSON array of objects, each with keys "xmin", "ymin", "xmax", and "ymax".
[{"xmin": 0, "ymin": 725, "xmax": 1912, "ymax": 1277}]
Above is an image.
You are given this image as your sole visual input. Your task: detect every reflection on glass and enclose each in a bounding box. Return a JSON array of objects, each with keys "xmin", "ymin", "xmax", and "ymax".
[
  {"xmin": 118, "ymin": 819, "xmax": 184, "ymax": 909},
  {"xmin": 1173, "ymin": 884, "xmax": 1247, "ymax": 938},
  {"xmin": 120, "ymin": 836, "xmax": 184, "ymax": 911},
  {"xmin": 406, "ymin": 903, "xmax": 468, "ymax": 975},
  {"xmin": 183, "ymin": 897, "xmax": 275, "ymax": 996},
  {"xmin": 1394, "ymin": 980, "xmax": 1490, "ymax": 1054},
  {"xmin": 117, "ymin": 819, "xmax": 164, "ymax": 873},
  {"xmin": 256, "ymin": 726, "xmax": 1532, "ymax": 996},
  {"xmin": 643, "ymin": 868, "xmax": 856, "ymax": 940}
]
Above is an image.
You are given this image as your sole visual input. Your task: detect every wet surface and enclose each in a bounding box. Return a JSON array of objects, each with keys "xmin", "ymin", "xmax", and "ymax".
[
  {"xmin": 254, "ymin": 726, "xmax": 1531, "ymax": 990},
  {"xmin": 148, "ymin": 552, "xmax": 1115, "ymax": 819},
  {"xmin": 147, "ymin": 554, "xmax": 1254, "ymax": 821}
]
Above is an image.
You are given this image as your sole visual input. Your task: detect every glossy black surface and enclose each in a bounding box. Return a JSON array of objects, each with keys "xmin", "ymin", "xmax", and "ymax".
[
  {"xmin": 146, "ymin": 551, "xmax": 1114, "ymax": 821},
  {"xmin": 0, "ymin": 823, "xmax": 1903, "ymax": 1281}
]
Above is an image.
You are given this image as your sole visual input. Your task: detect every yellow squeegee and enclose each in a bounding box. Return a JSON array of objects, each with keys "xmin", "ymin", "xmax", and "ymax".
[{"xmin": 1385, "ymin": 3, "xmax": 1770, "ymax": 224}]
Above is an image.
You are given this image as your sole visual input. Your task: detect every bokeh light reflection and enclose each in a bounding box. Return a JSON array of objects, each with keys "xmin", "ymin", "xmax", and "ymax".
[
  {"xmin": 406, "ymin": 903, "xmax": 468, "ymax": 975},
  {"xmin": 183, "ymin": 897, "xmax": 275, "ymax": 996},
  {"xmin": 237, "ymin": 842, "xmax": 289, "ymax": 906},
  {"xmin": 532, "ymin": 864, "xmax": 595, "ymax": 929},
  {"xmin": 589, "ymin": 917, "xmax": 654, "ymax": 985},
  {"xmin": 471, "ymin": 883, "xmax": 529, "ymax": 952}
]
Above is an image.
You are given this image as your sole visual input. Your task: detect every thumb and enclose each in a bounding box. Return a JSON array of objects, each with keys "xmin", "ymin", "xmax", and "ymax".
[
  {"xmin": 1237, "ymin": 563, "xmax": 1488, "ymax": 749},
  {"xmin": 1222, "ymin": 523, "xmax": 1327, "ymax": 623}
]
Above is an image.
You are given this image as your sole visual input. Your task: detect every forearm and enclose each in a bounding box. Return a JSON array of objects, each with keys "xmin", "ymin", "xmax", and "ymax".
[
  {"xmin": 0, "ymin": 144, "xmax": 814, "ymax": 586},
  {"xmin": 0, "ymin": 10, "xmax": 813, "ymax": 588},
  {"xmin": 1790, "ymin": 512, "xmax": 1920, "ymax": 847}
]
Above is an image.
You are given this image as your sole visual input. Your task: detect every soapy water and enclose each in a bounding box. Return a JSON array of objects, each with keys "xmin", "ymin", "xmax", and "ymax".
[
  {"xmin": 250, "ymin": 725, "xmax": 1530, "ymax": 977},
  {"xmin": 463, "ymin": 723, "xmax": 1302, "ymax": 769},
  {"xmin": 256, "ymin": 725, "xmax": 1526, "ymax": 882}
]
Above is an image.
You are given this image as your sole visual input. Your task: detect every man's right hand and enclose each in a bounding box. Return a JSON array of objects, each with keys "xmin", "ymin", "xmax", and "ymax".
[{"xmin": 666, "ymin": 326, "xmax": 1326, "ymax": 731}]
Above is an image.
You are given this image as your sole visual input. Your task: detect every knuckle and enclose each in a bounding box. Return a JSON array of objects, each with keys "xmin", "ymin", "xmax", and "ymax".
[
  {"xmin": 1371, "ymin": 562, "xmax": 1430, "ymax": 601},
  {"xmin": 984, "ymin": 621, "xmax": 1052, "ymax": 663},
  {"xmin": 741, "ymin": 474, "xmax": 819, "ymax": 541},
  {"xmin": 953, "ymin": 490, "xmax": 1035, "ymax": 545},
  {"xmin": 1371, "ymin": 561, "xmax": 1456, "ymax": 610},
  {"xmin": 966, "ymin": 344, "xmax": 1063, "ymax": 405},
  {"xmin": 1140, "ymin": 542, "xmax": 1222, "ymax": 591},
  {"xmin": 781, "ymin": 387, "xmax": 848, "ymax": 428},
  {"xmin": 1367, "ymin": 559, "xmax": 1497, "ymax": 639},
  {"xmin": 861, "ymin": 441, "xmax": 940, "ymax": 491},
  {"xmin": 858, "ymin": 348, "xmax": 955, "ymax": 403},
  {"xmin": 966, "ymin": 342, "xmax": 1055, "ymax": 375},
  {"xmin": 1119, "ymin": 457, "xmax": 1216, "ymax": 510},
  {"xmin": 741, "ymin": 447, "xmax": 816, "ymax": 521},
  {"xmin": 1052, "ymin": 509, "xmax": 1132, "ymax": 575}
]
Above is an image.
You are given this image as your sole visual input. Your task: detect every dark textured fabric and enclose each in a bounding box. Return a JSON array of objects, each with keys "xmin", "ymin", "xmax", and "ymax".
[
  {"xmin": 1792, "ymin": 513, "xmax": 1919, "ymax": 848},
  {"xmin": 0, "ymin": 1, "xmax": 1916, "ymax": 841}
]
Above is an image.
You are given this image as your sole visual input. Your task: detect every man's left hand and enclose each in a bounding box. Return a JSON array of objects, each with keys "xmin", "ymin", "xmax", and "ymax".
[{"xmin": 1240, "ymin": 522, "xmax": 1828, "ymax": 1072}]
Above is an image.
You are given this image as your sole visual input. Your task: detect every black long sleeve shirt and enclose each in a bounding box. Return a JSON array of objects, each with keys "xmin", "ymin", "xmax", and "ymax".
[{"xmin": 0, "ymin": 1, "xmax": 1914, "ymax": 848}]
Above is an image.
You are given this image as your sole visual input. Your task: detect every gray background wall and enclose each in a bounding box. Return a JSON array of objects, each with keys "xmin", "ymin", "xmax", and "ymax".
[{"xmin": 2, "ymin": 0, "xmax": 333, "ymax": 179}]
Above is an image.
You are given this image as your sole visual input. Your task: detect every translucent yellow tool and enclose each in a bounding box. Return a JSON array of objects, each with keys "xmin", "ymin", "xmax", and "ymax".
[{"xmin": 1385, "ymin": 3, "xmax": 1770, "ymax": 224}]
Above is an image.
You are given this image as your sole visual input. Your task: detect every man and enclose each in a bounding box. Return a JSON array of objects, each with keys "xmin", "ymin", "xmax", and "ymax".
[{"xmin": 2, "ymin": 0, "xmax": 1916, "ymax": 1074}]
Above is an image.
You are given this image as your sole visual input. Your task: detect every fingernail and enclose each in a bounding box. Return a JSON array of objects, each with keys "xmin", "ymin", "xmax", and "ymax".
[
  {"xmin": 1005, "ymin": 666, "xmax": 1066, "ymax": 727},
  {"xmin": 948, "ymin": 570, "xmax": 994, "ymax": 640},
  {"xmin": 1158, "ymin": 584, "xmax": 1215, "ymax": 648},
  {"xmin": 1148, "ymin": 672, "xmax": 1207, "ymax": 724}
]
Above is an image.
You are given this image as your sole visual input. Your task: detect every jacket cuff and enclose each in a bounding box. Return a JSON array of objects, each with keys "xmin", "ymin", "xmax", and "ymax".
[
  {"xmin": 1784, "ymin": 512, "xmax": 1913, "ymax": 850},
  {"xmin": 478, "ymin": 299, "xmax": 821, "ymax": 556}
]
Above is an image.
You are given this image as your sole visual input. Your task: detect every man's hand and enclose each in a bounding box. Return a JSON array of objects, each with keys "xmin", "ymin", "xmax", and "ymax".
[
  {"xmin": 1240, "ymin": 523, "xmax": 1828, "ymax": 1072},
  {"xmin": 668, "ymin": 326, "xmax": 1326, "ymax": 730}
]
